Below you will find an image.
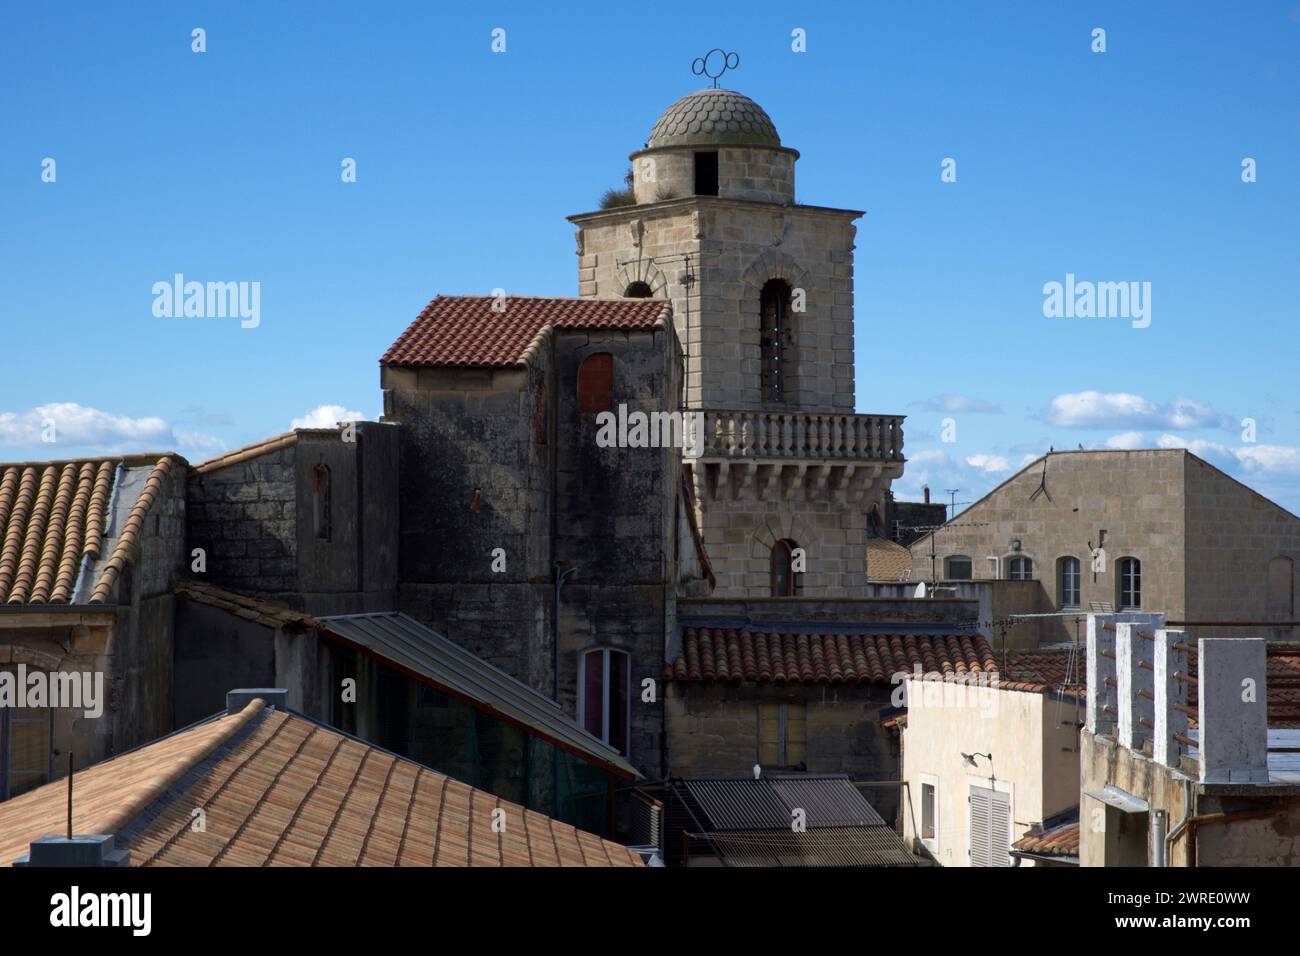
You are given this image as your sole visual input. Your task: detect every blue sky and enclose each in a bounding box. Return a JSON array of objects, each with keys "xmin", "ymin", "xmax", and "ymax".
[{"xmin": 2, "ymin": 2, "xmax": 1299, "ymax": 514}]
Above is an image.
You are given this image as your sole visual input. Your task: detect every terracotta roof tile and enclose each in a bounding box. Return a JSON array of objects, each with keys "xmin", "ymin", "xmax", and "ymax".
[
  {"xmin": 1013, "ymin": 817, "xmax": 1080, "ymax": 858},
  {"xmin": 669, "ymin": 628, "xmax": 998, "ymax": 686},
  {"xmin": 0, "ymin": 455, "xmax": 177, "ymax": 606},
  {"xmin": 175, "ymin": 580, "xmax": 315, "ymax": 630},
  {"xmin": 381, "ymin": 295, "xmax": 671, "ymax": 368},
  {"xmin": 191, "ymin": 431, "xmax": 297, "ymax": 475},
  {"xmin": 865, "ymin": 537, "xmax": 913, "ymax": 581},
  {"xmin": 0, "ymin": 701, "xmax": 641, "ymax": 868}
]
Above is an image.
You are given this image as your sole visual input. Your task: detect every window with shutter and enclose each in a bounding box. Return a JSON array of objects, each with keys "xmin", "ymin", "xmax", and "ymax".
[{"xmin": 969, "ymin": 784, "xmax": 1011, "ymax": 866}]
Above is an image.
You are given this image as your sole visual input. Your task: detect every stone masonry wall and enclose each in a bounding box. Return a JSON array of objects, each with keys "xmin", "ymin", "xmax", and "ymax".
[
  {"xmin": 908, "ymin": 450, "xmax": 1189, "ymax": 624},
  {"xmin": 574, "ymin": 197, "xmax": 859, "ymax": 413},
  {"xmin": 187, "ymin": 446, "xmax": 298, "ymax": 597}
]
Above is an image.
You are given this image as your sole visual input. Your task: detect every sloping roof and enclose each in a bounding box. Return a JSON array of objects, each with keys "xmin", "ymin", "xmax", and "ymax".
[
  {"xmin": 865, "ymin": 537, "xmax": 913, "ymax": 581},
  {"xmin": 176, "ymin": 580, "xmax": 315, "ymax": 630},
  {"xmin": 1012, "ymin": 810, "xmax": 1080, "ymax": 862},
  {"xmin": 380, "ymin": 295, "xmax": 670, "ymax": 368},
  {"xmin": 191, "ymin": 431, "xmax": 296, "ymax": 475},
  {"xmin": 0, "ymin": 454, "xmax": 177, "ymax": 605},
  {"xmin": 667, "ymin": 627, "xmax": 997, "ymax": 685},
  {"xmin": 673, "ymin": 775, "xmax": 914, "ymax": 867},
  {"xmin": 317, "ymin": 612, "xmax": 640, "ymax": 779},
  {"xmin": 0, "ymin": 699, "xmax": 642, "ymax": 867}
]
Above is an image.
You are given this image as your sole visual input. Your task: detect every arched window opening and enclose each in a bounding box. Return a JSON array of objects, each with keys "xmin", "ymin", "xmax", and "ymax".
[
  {"xmin": 1006, "ymin": 556, "xmax": 1033, "ymax": 580},
  {"xmin": 1058, "ymin": 556, "xmax": 1081, "ymax": 608},
  {"xmin": 1118, "ymin": 558, "xmax": 1141, "ymax": 609},
  {"xmin": 312, "ymin": 465, "xmax": 332, "ymax": 541},
  {"xmin": 624, "ymin": 281, "xmax": 653, "ymax": 298},
  {"xmin": 1267, "ymin": 556, "xmax": 1294, "ymax": 619},
  {"xmin": 760, "ymin": 279, "xmax": 792, "ymax": 404},
  {"xmin": 577, "ymin": 353, "xmax": 614, "ymax": 414},
  {"xmin": 770, "ymin": 538, "xmax": 803, "ymax": 596}
]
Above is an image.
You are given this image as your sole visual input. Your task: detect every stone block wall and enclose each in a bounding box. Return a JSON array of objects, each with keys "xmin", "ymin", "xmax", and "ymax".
[
  {"xmin": 693, "ymin": 487, "xmax": 882, "ymax": 598},
  {"xmin": 629, "ymin": 145, "xmax": 796, "ymax": 206},
  {"xmin": 907, "ymin": 450, "xmax": 1189, "ymax": 621},
  {"xmin": 573, "ymin": 197, "xmax": 859, "ymax": 413},
  {"xmin": 187, "ymin": 446, "xmax": 298, "ymax": 596},
  {"xmin": 1183, "ymin": 455, "xmax": 1300, "ymax": 639}
]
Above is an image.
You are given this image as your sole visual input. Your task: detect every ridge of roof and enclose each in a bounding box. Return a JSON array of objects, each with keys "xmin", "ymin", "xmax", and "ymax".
[
  {"xmin": 89, "ymin": 456, "xmax": 176, "ymax": 603},
  {"xmin": 380, "ymin": 294, "xmax": 672, "ymax": 369},
  {"xmin": 191, "ymin": 430, "xmax": 297, "ymax": 475}
]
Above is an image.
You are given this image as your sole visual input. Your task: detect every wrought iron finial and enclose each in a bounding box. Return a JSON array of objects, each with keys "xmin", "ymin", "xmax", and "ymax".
[{"xmin": 692, "ymin": 49, "xmax": 739, "ymax": 89}]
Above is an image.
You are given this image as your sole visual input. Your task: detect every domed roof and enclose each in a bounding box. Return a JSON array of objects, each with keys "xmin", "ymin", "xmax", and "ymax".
[{"xmin": 645, "ymin": 89, "xmax": 781, "ymax": 149}]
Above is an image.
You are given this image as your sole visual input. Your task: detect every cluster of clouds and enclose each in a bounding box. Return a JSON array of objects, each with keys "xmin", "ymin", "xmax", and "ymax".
[
  {"xmin": 0, "ymin": 402, "xmax": 369, "ymax": 460},
  {"xmin": 896, "ymin": 390, "xmax": 1300, "ymax": 508}
]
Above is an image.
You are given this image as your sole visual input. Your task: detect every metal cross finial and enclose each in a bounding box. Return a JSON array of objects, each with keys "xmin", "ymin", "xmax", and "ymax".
[{"xmin": 692, "ymin": 49, "xmax": 739, "ymax": 88}]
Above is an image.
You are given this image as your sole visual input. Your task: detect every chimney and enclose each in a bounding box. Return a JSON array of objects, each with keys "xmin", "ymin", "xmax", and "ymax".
[
  {"xmin": 13, "ymin": 834, "xmax": 130, "ymax": 868},
  {"xmin": 923, "ymin": 485, "xmax": 930, "ymax": 505},
  {"xmin": 1197, "ymin": 638, "xmax": 1269, "ymax": 783},
  {"xmin": 226, "ymin": 688, "xmax": 289, "ymax": 715}
]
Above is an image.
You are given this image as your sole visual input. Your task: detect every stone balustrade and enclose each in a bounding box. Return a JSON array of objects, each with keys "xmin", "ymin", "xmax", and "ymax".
[{"xmin": 692, "ymin": 409, "xmax": 904, "ymax": 462}]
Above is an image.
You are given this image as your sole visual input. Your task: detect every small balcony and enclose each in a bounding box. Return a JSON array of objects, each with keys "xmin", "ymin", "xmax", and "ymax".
[
  {"xmin": 686, "ymin": 409, "xmax": 905, "ymax": 505},
  {"xmin": 693, "ymin": 409, "xmax": 904, "ymax": 461}
]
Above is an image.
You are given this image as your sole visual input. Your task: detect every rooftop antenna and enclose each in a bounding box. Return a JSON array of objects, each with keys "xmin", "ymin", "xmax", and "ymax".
[{"xmin": 692, "ymin": 48, "xmax": 739, "ymax": 88}]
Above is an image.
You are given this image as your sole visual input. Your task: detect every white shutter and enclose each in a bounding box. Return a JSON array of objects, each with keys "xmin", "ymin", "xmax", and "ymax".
[
  {"xmin": 989, "ymin": 789, "xmax": 1011, "ymax": 866},
  {"xmin": 969, "ymin": 787, "xmax": 991, "ymax": 866},
  {"xmin": 969, "ymin": 785, "xmax": 1010, "ymax": 867}
]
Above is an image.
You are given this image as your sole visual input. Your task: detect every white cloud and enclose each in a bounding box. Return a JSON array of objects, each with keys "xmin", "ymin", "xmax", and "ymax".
[
  {"xmin": 913, "ymin": 395, "xmax": 1003, "ymax": 414},
  {"xmin": 1104, "ymin": 431, "xmax": 1147, "ymax": 450},
  {"xmin": 965, "ymin": 453, "xmax": 1012, "ymax": 473},
  {"xmin": 1234, "ymin": 444, "xmax": 1300, "ymax": 475},
  {"xmin": 290, "ymin": 404, "xmax": 368, "ymax": 429},
  {"xmin": 0, "ymin": 403, "xmax": 226, "ymax": 457},
  {"xmin": 1045, "ymin": 391, "xmax": 1229, "ymax": 430}
]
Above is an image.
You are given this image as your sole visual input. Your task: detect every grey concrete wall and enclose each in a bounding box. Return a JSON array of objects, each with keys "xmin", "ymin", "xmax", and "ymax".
[{"xmin": 172, "ymin": 599, "xmax": 278, "ymax": 727}]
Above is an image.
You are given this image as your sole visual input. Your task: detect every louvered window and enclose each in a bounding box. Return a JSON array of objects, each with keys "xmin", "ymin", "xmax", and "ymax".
[{"xmin": 969, "ymin": 785, "xmax": 1011, "ymax": 866}]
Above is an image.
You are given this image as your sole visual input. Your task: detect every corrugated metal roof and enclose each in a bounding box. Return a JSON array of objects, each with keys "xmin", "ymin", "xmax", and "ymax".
[
  {"xmin": 681, "ymin": 774, "xmax": 883, "ymax": 830},
  {"xmin": 317, "ymin": 612, "xmax": 639, "ymax": 779},
  {"xmin": 696, "ymin": 826, "xmax": 917, "ymax": 867}
]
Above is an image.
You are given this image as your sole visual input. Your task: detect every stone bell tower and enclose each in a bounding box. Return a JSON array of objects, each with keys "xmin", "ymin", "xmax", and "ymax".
[{"xmin": 568, "ymin": 84, "xmax": 905, "ymax": 598}]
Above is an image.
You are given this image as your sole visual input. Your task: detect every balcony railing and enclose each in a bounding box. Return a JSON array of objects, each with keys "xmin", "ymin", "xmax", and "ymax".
[{"xmin": 692, "ymin": 409, "xmax": 904, "ymax": 461}]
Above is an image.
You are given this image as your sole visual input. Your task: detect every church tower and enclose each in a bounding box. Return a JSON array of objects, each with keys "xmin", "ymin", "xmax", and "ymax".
[{"xmin": 569, "ymin": 85, "xmax": 905, "ymax": 597}]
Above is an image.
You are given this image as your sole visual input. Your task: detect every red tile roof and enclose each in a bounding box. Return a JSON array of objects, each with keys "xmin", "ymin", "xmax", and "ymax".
[
  {"xmin": 176, "ymin": 580, "xmax": 316, "ymax": 630},
  {"xmin": 0, "ymin": 699, "xmax": 642, "ymax": 867},
  {"xmin": 1012, "ymin": 818, "xmax": 1080, "ymax": 859},
  {"xmin": 667, "ymin": 628, "xmax": 997, "ymax": 685},
  {"xmin": 0, "ymin": 455, "xmax": 178, "ymax": 605},
  {"xmin": 381, "ymin": 295, "xmax": 671, "ymax": 368}
]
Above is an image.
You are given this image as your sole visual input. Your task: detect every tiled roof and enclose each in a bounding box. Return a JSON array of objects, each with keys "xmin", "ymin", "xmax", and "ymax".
[
  {"xmin": 865, "ymin": 537, "xmax": 913, "ymax": 581},
  {"xmin": 176, "ymin": 580, "xmax": 315, "ymax": 630},
  {"xmin": 0, "ymin": 699, "xmax": 642, "ymax": 867},
  {"xmin": 0, "ymin": 455, "xmax": 176, "ymax": 605},
  {"xmin": 667, "ymin": 628, "xmax": 997, "ymax": 685},
  {"xmin": 381, "ymin": 295, "xmax": 670, "ymax": 368},
  {"xmin": 1012, "ymin": 815, "xmax": 1080, "ymax": 860},
  {"xmin": 192, "ymin": 431, "xmax": 296, "ymax": 475}
]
